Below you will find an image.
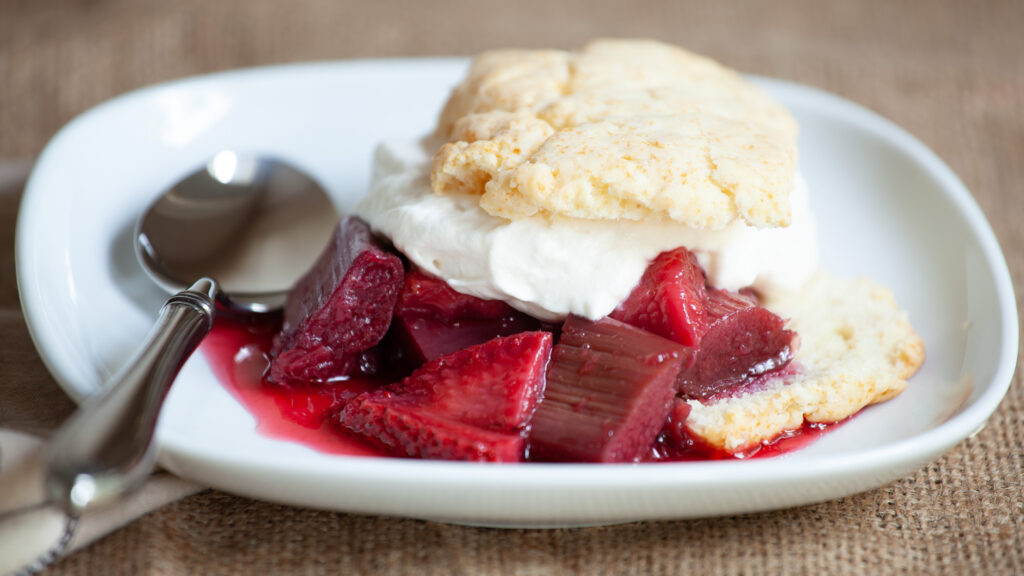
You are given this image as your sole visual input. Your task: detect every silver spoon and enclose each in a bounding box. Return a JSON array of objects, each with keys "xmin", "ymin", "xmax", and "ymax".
[{"xmin": 43, "ymin": 151, "xmax": 337, "ymax": 515}]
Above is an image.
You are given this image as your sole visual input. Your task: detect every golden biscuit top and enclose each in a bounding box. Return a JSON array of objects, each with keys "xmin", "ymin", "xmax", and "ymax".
[{"xmin": 431, "ymin": 39, "xmax": 799, "ymax": 229}]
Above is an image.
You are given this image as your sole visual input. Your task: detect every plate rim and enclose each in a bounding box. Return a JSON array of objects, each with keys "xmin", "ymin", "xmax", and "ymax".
[{"xmin": 15, "ymin": 58, "xmax": 1020, "ymax": 520}]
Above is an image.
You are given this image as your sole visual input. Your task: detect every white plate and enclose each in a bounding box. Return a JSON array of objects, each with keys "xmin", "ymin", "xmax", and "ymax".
[{"xmin": 16, "ymin": 59, "xmax": 1018, "ymax": 527}]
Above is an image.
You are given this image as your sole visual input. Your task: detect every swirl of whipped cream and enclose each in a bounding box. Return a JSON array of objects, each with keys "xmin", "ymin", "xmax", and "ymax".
[{"xmin": 355, "ymin": 140, "xmax": 817, "ymax": 321}]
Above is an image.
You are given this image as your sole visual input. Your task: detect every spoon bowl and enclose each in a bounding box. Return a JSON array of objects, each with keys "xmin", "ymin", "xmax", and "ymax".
[
  {"xmin": 135, "ymin": 151, "xmax": 337, "ymax": 314},
  {"xmin": 44, "ymin": 152, "xmax": 337, "ymax": 514}
]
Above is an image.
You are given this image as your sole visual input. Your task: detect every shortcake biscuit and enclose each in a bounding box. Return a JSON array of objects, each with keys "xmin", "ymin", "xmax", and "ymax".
[
  {"xmin": 424, "ymin": 39, "xmax": 925, "ymax": 455},
  {"xmin": 684, "ymin": 273, "xmax": 926, "ymax": 453},
  {"xmin": 432, "ymin": 39, "xmax": 798, "ymax": 229}
]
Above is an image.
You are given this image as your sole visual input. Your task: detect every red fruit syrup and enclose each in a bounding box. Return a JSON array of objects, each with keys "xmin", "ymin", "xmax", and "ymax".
[
  {"xmin": 201, "ymin": 317, "xmax": 840, "ymax": 461},
  {"xmin": 201, "ymin": 316, "xmax": 387, "ymax": 457},
  {"xmin": 650, "ymin": 420, "xmax": 844, "ymax": 462}
]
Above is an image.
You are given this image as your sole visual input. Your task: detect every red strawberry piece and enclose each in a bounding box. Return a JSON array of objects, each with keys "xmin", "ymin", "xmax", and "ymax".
[
  {"xmin": 269, "ymin": 379, "xmax": 377, "ymax": 429},
  {"xmin": 611, "ymin": 247, "xmax": 797, "ymax": 400},
  {"xmin": 703, "ymin": 286, "xmax": 757, "ymax": 319},
  {"xmin": 678, "ymin": 301, "xmax": 797, "ymax": 400},
  {"xmin": 610, "ymin": 248, "xmax": 709, "ymax": 346},
  {"xmin": 527, "ymin": 316, "xmax": 686, "ymax": 463},
  {"xmin": 270, "ymin": 216, "xmax": 404, "ymax": 384},
  {"xmin": 394, "ymin": 269, "xmax": 541, "ymax": 365},
  {"xmin": 339, "ymin": 332, "xmax": 553, "ymax": 462},
  {"xmin": 396, "ymin": 268, "xmax": 513, "ymax": 321}
]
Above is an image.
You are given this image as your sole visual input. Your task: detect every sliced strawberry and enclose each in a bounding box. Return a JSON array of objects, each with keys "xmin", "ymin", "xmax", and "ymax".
[
  {"xmin": 678, "ymin": 304, "xmax": 797, "ymax": 400},
  {"xmin": 394, "ymin": 268, "xmax": 541, "ymax": 365},
  {"xmin": 339, "ymin": 332, "xmax": 553, "ymax": 462},
  {"xmin": 527, "ymin": 316, "xmax": 686, "ymax": 463},
  {"xmin": 269, "ymin": 379, "xmax": 376, "ymax": 429},
  {"xmin": 342, "ymin": 404, "xmax": 527, "ymax": 461},
  {"xmin": 396, "ymin": 268, "xmax": 513, "ymax": 321},
  {"xmin": 703, "ymin": 286, "xmax": 758, "ymax": 319},
  {"xmin": 269, "ymin": 217, "xmax": 405, "ymax": 385},
  {"xmin": 610, "ymin": 248, "xmax": 708, "ymax": 346},
  {"xmin": 612, "ymin": 247, "xmax": 797, "ymax": 400}
]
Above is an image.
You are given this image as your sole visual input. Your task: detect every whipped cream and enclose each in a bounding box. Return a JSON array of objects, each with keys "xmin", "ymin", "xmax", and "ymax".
[{"xmin": 355, "ymin": 140, "xmax": 818, "ymax": 321}]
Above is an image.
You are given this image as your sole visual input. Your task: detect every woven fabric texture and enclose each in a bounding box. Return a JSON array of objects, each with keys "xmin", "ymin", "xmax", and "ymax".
[{"xmin": 1, "ymin": 0, "xmax": 1021, "ymax": 574}]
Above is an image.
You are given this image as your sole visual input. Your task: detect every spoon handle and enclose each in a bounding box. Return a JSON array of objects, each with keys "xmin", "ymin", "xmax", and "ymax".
[{"xmin": 44, "ymin": 278, "xmax": 218, "ymax": 515}]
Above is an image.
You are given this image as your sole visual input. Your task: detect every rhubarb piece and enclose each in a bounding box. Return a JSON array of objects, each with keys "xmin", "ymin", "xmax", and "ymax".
[
  {"xmin": 339, "ymin": 332, "xmax": 553, "ymax": 462},
  {"xmin": 610, "ymin": 248, "xmax": 709, "ymax": 346},
  {"xmin": 527, "ymin": 316, "xmax": 686, "ymax": 463},
  {"xmin": 394, "ymin": 269, "xmax": 541, "ymax": 364},
  {"xmin": 396, "ymin": 314, "xmax": 541, "ymax": 364},
  {"xmin": 677, "ymin": 291, "xmax": 797, "ymax": 400},
  {"xmin": 270, "ymin": 216, "xmax": 405, "ymax": 384}
]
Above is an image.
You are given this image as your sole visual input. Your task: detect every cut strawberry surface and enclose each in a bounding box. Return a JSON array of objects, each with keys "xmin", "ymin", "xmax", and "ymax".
[
  {"xmin": 339, "ymin": 331, "xmax": 553, "ymax": 462},
  {"xmin": 394, "ymin": 269, "xmax": 541, "ymax": 364},
  {"xmin": 678, "ymin": 305, "xmax": 797, "ymax": 400},
  {"xmin": 703, "ymin": 286, "xmax": 758, "ymax": 319},
  {"xmin": 612, "ymin": 247, "xmax": 797, "ymax": 401},
  {"xmin": 342, "ymin": 404, "xmax": 527, "ymax": 461},
  {"xmin": 396, "ymin": 269, "xmax": 513, "ymax": 321},
  {"xmin": 528, "ymin": 316, "xmax": 685, "ymax": 463},
  {"xmin": 270, "ymin": 379, "xmax": 376, "ymax": 429},
  {"xmin": 270, "ymin": 216, "xmax": 404, "ymax": 385},
  {"xmin": 610, "ymin": 248, "xmax": 708, "ymax": 346}
]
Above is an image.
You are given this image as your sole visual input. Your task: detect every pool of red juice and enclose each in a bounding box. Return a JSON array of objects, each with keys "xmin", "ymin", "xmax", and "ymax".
[
  {"xmin": 201, "ymin": 316, "xmax": 385, "ymax": 456},
  {"xmin": 201, "ymin": 317, "xmax": 843, "ymax": 462}
]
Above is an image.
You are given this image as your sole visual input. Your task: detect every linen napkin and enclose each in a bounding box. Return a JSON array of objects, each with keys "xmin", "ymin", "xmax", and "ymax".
[
  {"xmin": 0, "ymin": 430, "xmax": 203, "ymax": 575},
  {"xmin": 0, "ymin": 161, "xmax": 203, "ymax": 574}
]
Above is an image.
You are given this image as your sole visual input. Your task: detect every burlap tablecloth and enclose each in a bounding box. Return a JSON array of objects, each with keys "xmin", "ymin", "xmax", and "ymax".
[{"xmin": 1, "ymin": 0, "xmax": 1021, "ymax": 573}]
